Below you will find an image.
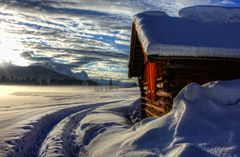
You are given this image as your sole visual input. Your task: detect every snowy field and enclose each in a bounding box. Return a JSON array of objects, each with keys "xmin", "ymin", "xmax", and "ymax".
[
  {"xmin": 0, "ymin": 85, "xmax": 139, "ymax": 157},
  {"xmin": 1, "ymin": 80, "xmax": 240, "ymax": 157}
]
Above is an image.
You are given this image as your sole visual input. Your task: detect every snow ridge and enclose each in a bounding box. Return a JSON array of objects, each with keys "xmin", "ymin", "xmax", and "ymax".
[{"xmin": 38, "ymin": 109, "xmax": 93, "ymax": 157}]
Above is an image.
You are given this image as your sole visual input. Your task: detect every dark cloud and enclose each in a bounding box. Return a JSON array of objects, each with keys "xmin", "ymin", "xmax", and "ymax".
[
  {"xmin": 0, "ymin": 0, "xmax": 57, "ymax": 8},
  {"xmin": 44, "ymin": 6, "xmax": 111, "ymax": 17},
  {"xmin": 21, "ymin": 51, "xmax": 53, "ymax": 62}
]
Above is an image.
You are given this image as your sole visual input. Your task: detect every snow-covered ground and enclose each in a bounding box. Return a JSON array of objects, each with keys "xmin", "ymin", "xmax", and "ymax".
[
  {"xmin": 1, "ymin": 80, "xmax": 240, "ymax": 157},
  {"xmin": 0, "ymin": 85, "xmax": 139, "ymax": 157}
]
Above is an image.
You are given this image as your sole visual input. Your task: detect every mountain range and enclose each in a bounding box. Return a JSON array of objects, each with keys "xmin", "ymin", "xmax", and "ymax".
[{"xmin": 0, "ymin": 65, "xmax": 97, "ymax": 85}]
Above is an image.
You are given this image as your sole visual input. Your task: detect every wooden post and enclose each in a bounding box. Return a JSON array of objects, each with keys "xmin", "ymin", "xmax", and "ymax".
[{"xmin": 144, "ymin": 62, "xmax": 157, "ymax": 100}]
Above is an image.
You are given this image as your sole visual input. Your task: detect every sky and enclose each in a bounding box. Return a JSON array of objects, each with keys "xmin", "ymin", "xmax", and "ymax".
[{"xmin": 0, "ymin": 0, "xmax": 239, "ymax": 80}]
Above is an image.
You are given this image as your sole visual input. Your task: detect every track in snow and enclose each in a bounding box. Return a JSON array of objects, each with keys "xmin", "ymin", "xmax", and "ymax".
[{"xmin": 1, "ymin": 101, "xmax": 122, "ymax": 157}]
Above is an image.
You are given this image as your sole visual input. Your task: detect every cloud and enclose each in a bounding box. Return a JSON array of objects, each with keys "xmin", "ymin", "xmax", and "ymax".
[{"xmin": 0, "ymin": 0, "xmax": 239, "ymax": 80}]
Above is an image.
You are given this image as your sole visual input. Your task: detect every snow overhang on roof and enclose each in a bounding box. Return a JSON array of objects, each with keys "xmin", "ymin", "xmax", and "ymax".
[{"xmin": 133, "ymin": 6, "xmax": 240, "ymax": 58}]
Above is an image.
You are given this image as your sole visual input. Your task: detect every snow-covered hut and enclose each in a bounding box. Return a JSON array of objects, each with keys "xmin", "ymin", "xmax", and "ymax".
[{"xmin": 128, "ymin": 6, "xmax": 240, "ymax": 117}]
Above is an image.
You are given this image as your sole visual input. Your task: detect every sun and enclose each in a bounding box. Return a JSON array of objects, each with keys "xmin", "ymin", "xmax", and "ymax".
[{"xmin": 0, "ymin": 32, "xmax": 29, "ymax": 66}]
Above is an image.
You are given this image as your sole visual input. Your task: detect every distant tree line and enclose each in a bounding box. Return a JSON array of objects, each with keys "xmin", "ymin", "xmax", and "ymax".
[{"xmin": 0, "ymin": 75, "xmax": 98, "ymax": 85}]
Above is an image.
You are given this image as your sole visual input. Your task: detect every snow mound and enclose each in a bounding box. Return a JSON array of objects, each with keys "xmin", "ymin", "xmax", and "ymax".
[
  {"xmin": 179, "ymin": 5, "xmax": 240, "ymax": 23},
  {"xmin": 78, "ymin": 80, "xmax": 240, "ymax": 157}
]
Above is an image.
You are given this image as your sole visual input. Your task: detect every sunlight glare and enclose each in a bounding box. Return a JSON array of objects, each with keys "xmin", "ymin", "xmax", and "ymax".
[{"xmin": 0, "ymin": 32, "xmax": 28, "ymax": 66}]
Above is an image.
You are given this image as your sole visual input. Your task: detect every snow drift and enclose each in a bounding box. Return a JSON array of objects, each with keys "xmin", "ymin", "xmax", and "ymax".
[
  {"xmin": 179, "ymin": 5, "xmax": 240, "ymax": 23},
  {"xmin": 77, "ymin": 80, "xmax": 240, "ymax": 157}
]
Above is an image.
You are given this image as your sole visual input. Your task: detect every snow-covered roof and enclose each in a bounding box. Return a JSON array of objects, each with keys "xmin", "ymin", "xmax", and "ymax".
[{"xmin": 133, "ymin": 6, "xmax": 240, "ymax": 58}]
